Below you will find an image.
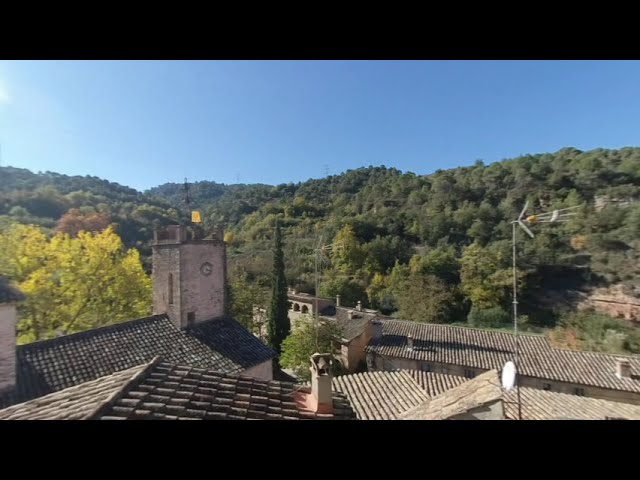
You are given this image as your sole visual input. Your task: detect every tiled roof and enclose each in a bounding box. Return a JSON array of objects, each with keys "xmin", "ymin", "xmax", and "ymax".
[
  {"xmin": 1, "ymin": 314, "xmax": 275, "ymax": 408},
  {"xmin": 399, "ymin": 370, "xmax": 503, "ymax": 420},
  {"xmin": 0, "ymin": 359, "xmax": 357, "ymax": 420},
  {"xmin": 332, "ymin": 371, "xmax": 429, "ymax": 420},
  {"xmin": 503, "ymin": 388, "xmax": 640, "ymax": 420},
  {"xmin": 410, "ymin": 371, "xmax": 468, "ymax": 397},
  {"xmin": 366, "ymin": 319, "xmax": 640, "ymax": 393},
  {"xmin": 0, "ymin": 363, "xmax": 148, "ymax": 420},
  {"xmin": 187, "ymin": 317, "xmax": 277, "ymax": 372},
  {"xmin": 0, "ymin": 277, "xmax": 24, "ymax": 304},
  {"xmin": 401, "ymin": 370, "xmax": 640, "ymax": 420}
]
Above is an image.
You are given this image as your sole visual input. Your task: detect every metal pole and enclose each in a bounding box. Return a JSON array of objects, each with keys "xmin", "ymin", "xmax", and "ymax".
[
  {"xmin": 512, "ymin": 221, "xmax": 522, "ymax": 420},
  {"xmin": 315, "ymin": 249, "xmax": 319, "ymax": 351}
]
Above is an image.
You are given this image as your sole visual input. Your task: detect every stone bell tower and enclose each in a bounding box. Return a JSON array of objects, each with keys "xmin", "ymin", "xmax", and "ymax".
[{"xmin": 151, "ymin": 225, "xmax": 227, "ymax": 329}]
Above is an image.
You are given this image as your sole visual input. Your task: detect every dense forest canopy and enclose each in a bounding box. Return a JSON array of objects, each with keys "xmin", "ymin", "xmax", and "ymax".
[{"xmin": 2, "ymin": 146, "xmax": 640, "ymax": 353}]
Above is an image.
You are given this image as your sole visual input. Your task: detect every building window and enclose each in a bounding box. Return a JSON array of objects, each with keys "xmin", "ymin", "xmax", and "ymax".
[
  {"xmin": 421, "ymin": 363, "xmax": 432, "ymax": 372},
  {"xmin": 168, "ymin": 273, "xmax": 174, "ymax": 305},
  {"xmin": 574, "ymin": 387, "xmax": 585, "ymax": 397},
  {"xmin": 464, "ymin": 369, "xmax": 476, "ymax": 379},
  {"xmin": 187, "ymin": 312, "xmax": 195, "ymax": 326},
  {"xmin": 543, "ymin": 383, "xmax": 552, "ymax": 391}
]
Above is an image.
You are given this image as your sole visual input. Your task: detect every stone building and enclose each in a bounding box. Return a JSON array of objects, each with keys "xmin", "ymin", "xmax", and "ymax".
[
  {"xmin": 0, "ymin": 225, "xmax": 276, "ymax": 409},
  {"xmin": 365, "ymin": 318, "xmax": 640, "ymax": 404},
  {"xmin": 286, "ymin": 290, "xmax": 335, "ymax": 330}
]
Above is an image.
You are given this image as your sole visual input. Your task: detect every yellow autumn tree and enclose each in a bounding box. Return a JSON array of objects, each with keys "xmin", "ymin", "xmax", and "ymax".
[{"xmin": 0, "ymin": 224, "xmax": 151, "ymax": 343}]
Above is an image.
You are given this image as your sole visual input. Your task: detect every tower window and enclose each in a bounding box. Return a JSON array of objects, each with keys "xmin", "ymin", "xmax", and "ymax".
[{"xmin": 168, "ymin": 273, "xmax": 174, "ymax": 305}]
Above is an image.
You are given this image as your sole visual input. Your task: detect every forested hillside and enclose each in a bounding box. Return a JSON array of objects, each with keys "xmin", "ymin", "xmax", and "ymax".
[
  {"xmin": 2, "ymin": 147, "xmax": 640, "ymax": 352},
  {"xmin": 0, "ymin": 167, "xmax": 182, "ymax": 267}
]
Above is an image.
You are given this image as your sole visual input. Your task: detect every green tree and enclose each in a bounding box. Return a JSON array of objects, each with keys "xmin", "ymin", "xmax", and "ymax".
[
  {"xmin": 331, "ymin": 224, "xmax": 365, "ymax": 274},
  {"xmin": 280, "ymin": 315, "xmax": 342, "ymax": 380},
  {"xmin": 229, "ymin": 270, "xmax": 268, "ymax": 335},
  {"xmin": 460, "ymin": 243, "xmax": 516, "ymax": 310},
  {"xmin": 267, "ymin": 221, "xmax": 290, "ymax": 355},
  {"xmin": 390, "ymin": 267, "xmax": 454, "ymax": 323}
]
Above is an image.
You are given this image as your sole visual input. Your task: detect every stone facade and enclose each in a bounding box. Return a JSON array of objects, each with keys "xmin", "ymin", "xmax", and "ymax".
[
  {"xmin": 339, "ymin": 327, "xmax": 372, "ymax": 372},
  {"xmin": 0, "ymin": 304, "xmax": 18, "ymax": 395},
  {"xmin": 152, "ymin": 226, "xmax": 227, "ymax": 329}
]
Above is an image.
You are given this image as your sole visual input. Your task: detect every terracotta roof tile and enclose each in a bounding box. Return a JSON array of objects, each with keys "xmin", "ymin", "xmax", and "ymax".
[{"xmin": 0, "ymin": 360, "xmax": 356, "ymax": 420}]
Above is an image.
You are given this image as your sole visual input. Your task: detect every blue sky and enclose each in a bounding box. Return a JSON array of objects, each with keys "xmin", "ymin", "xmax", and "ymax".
[{"xmin": 1, "ymin": 60, "xmax": 639, "ymax": 191}]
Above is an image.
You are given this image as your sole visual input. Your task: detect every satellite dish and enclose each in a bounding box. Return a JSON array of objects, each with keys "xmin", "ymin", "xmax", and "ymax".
[{"xmin": 502, "ymin": 361, "xmax": 516, "ymax": 390}]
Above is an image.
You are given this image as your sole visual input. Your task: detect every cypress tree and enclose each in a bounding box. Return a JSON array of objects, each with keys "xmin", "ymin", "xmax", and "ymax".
[{"xmin": 267, "ymin": 220, "xmax": 290, "ymax": 354}]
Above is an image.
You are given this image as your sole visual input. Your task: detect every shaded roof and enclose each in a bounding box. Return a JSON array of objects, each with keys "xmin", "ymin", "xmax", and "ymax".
[
  {"xmin": 1, "ymin": 314, "xmax": 275, "ymax": 408},
  {"xmin": 0, "ymin": 277, "xmax": 24, "ymax": 304},
  {"xmin": 366, "ymin": 319, "xmax": 640, "ymax": 393},
  {"xmin": 0, "ymin": 359, "xmax": 356, "ymax": 420},
  {"xmin": 399, "ymin": 370, "xmax": 503, "ymax": 420},
  {"xmin": 332, "ymin": 371, "xmax": 429, "ymax": 420},
  {"xmin": 0, "ymin": 363, "xmax": 148, "ymax": 420}
]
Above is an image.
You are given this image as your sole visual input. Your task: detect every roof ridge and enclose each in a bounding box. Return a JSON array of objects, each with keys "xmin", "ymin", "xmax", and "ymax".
[
  {"xmin": 17, "ymin": 314, "xmax": 170, "ymax": 349},
  {"xmin": 379, "ymin": 318, "xmax": 546, "ymax": 337},
  {"xmin": 86, "ymin": 356, "xmax": 164, "ymax": 420}
]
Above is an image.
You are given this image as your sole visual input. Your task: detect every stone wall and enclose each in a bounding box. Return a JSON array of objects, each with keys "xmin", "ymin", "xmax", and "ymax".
[
  {"xmin": 179, "ymin": 242, "xmax": 226, "ymax": 325},
  {"xmin": 152, "ymin": 245, "xmax": 182, "ymax": 327},
  {"xmin": 152, "ymin": 240, "xmax": 227, "ymax": 329},
  {"xmin": 0, "ymin": 304, "xmax": 17, "ymax": 395}
]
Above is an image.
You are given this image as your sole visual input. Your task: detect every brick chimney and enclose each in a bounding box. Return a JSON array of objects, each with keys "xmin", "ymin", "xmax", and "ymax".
[
  {"xmin": 356, "ymin": 301, "xmax": 362, "ymax": 312},
  {"xmin": 0, "ymin": 278, "xmax": 25, "ymax": 395},
  {"xmin": 310, "ymin": 353, "xmax": 334, "ymax": 414},
  {"xmin": 407, "ymin": 335, "xmax": 414, "ymax": 351},
  {"xmin": 616, "ymin": 359, "xmax": 631, "ymax": 379},
  {"xmin": 336, "ymin": 295, "xmax": 341, "ymax": 307}
]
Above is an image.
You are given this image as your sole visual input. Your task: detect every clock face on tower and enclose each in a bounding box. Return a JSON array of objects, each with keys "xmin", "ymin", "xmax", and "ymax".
[{"xmin": 200, "ymin": 262, "xmax": 213, "ymax": 276}]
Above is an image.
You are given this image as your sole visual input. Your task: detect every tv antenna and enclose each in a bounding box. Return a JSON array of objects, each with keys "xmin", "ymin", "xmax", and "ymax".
[
  {"xmin": 310, "ymin": 237, "xmax": 342, "ymax": 350},
  {"xmin": 511, "ymin": 201, "xmax": 580, "ymax": 419}
]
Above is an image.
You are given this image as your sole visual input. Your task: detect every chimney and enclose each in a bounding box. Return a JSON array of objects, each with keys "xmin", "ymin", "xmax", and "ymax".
[
  {"xmin": 336, "ymin": 295, "xmax": 341, "ymax": 307},
  {"xmin": 348, "ymin": 310, "xmax": 354, "ymax": 320},
  {"xmin": 616, "ymin": 359, "xmax": 631, "ymax": 379},
  {"xmin": 370, "ymin": 319, "xmax": 383, "ymax": 341},
  {"xmin": 356, "ymin": 301, "xmax": 362, "ymax": 312},
  {"xmin": 0, "ymin": 278, "xmax": 25, "ymax": 395},
  {"xmin": 310, "ymin": 353, "xmax": 334, "ymax": 414},
  {"xmin": 407, "ymin": 335, "xmax": 414, "ymax": 351}
]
